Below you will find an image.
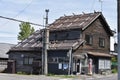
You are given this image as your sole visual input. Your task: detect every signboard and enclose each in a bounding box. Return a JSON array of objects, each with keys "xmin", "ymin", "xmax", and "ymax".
[
  {"xmin": 63, "ymin": 63, "xmax": 68, "ymax": 69},
  {"xmin": 58, "ymin": 63, "xmax": 62, "ymax": 69}
]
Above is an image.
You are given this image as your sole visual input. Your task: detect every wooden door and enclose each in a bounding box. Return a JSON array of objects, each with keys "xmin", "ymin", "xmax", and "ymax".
[{"xmin": 7, "ymin": 60, "xmax": 16, "ymax": 73}]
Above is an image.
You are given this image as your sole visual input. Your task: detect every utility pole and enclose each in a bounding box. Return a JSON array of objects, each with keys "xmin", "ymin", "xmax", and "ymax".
[
  {"xmin": 43, "ymin": 9, "xmax": 49, "ymax": 75},
  {"xmin": 117, "ymin": 0, "xmax": 120, "ymax": 80}
]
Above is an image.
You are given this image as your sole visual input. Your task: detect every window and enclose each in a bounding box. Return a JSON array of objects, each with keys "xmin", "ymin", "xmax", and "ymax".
[
  {"xmin": 99, "ymin": 59, "xmax": 111, "ymax": 69},
  {"xmin": 85, "ymin": 34, "xmax": 93, "ymax": 45},
  {"xmin": 48, "ymin": 57, "xmax": 69, "ymax": 63},
  {"xmin": 99, "ymin": 38, "xmax": 105, "ymax": 47},
  {"xmin": 0, "ymin": 60, "xmax": 7, "ymax": 65},
  {"xmin": 23, "ymin": 57, "xmax": 33, "ymax": 65},
  {"xmin": 48, "ymin": 57, "xmax": 58, "ymax": 63},
  {"xmin": 54, "ymin": 34, "xmax": 57, "ymax": 40}
]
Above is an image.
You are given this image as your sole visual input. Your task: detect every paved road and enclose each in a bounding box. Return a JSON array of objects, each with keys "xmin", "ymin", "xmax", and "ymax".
[
  {"xmin": 84, "ymin": 76, "xmax": 117, "ymax": 80},
  {"xmin": 0, "ymin": 73, "xmax": 117, "ymax": 80},
  {"xmin": 74, "ymin": 74, "xmax": 117, "ymax": 80},
  {"xmin": 0, "ymin": 73, "xmax": 60, "ymax": 80}
]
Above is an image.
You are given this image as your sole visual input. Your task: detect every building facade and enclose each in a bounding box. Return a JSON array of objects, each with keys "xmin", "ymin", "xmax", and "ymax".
[{"xmin": 7, "ymin": 12, "xmax": 113, "ymax": 75}]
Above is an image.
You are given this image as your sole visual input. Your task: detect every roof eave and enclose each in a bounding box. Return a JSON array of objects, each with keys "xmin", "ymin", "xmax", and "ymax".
[{"xmin": 82, "ymin": 13, "xmax": 101, "ymax": 31}]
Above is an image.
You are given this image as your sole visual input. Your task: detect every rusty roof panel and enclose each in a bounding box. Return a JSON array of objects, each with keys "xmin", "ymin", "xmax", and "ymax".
[{"xmin": 49, "ymin": 12, "xmax": 101, "ymax": 31}]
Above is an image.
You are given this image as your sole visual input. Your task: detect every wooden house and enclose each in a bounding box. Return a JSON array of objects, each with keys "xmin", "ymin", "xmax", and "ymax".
[{"xmin": 7, "ymin": 12, "xmax": 113, "ymax": 75}]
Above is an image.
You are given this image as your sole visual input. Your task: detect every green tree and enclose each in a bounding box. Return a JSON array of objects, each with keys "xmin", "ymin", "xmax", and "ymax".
[{"xmin": 18, "ymin": 22, "xmax": 35, "ymax": 41}]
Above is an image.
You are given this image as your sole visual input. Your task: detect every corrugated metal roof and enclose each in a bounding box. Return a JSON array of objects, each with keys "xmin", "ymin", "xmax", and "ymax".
[
  {"xmin": 9, "ymin": 12, "xmax": 112, "ymax": 51},
  {"xmin": 49, "ymin": 12, "xmax": 101, "ymax": 31}
]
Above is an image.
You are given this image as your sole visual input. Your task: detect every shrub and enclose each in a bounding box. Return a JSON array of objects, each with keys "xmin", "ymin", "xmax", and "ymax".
[{"xmin": 112, "ymin": 69, "xmax": 118, "ymax": 73}]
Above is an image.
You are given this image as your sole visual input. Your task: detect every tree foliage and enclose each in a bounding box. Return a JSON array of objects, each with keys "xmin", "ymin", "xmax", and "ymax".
[
  {"xmin": 111, "ymin": 56, "xmax": 117, "ymax": 62},
  {"xmin": 18, "ymin": 22, "xmax": 35, "ymax": 41}
]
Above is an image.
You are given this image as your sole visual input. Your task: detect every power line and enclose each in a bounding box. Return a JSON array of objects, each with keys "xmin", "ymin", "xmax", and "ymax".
[
  {"xmin": 99, "ymin": 0, "xmax": 103, "ymax": 12},
  {"xmin": 0, "ymin": 0, "xmax": 34, "ymax": 27},
  {"xmin": 14, "ymin": 0, "xmax": 34, "ymax": 17},
  {"xmin": 0, "ymin": 15, "xmax": 43, "ymax": 26},
  {"xmin": 90, "ymin": 0, "xmax": 95, "ymax": 12}
]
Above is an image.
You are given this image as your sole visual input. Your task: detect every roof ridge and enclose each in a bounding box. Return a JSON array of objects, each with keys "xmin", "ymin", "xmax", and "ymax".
[{"xmin": 59, "ymin": 12, "xmax": 101, "ymax": 18}]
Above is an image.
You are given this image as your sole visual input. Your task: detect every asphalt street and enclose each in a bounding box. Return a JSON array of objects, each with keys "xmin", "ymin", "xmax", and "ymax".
[{"xmin": 0, "ymin": 73, "xmax": 117, "ymax": 80}]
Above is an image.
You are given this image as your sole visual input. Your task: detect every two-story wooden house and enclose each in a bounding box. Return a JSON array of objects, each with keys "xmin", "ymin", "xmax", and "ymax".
[{"xmin": 7, "ymin": 12, "xmax": 113, "ymax": 75}]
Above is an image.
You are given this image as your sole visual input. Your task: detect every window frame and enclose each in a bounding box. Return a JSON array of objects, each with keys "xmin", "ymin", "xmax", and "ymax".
[
  {"xmin": 99, "ymin": 38, "xmax": 105, "ymax": 48},
  {"xmin": 23, "ymin": 57, "xmax": 34, "ymax": 65},
  {"xmin": 85, "ymin": 34, "xmax": 93, "ymax": 45},
  {"xmin": 48, "ymin": 57, "xmax": 69, "ymax": 63}
]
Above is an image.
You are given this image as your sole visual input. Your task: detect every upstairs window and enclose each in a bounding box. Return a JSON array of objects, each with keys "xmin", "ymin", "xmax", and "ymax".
[
  {"xmin": 85, "ymin": 34, "xmax": 93, "ymax": 45},
  {"xmin": 99, "ymin": 38, "xmax": 105, "ymax": 47}
]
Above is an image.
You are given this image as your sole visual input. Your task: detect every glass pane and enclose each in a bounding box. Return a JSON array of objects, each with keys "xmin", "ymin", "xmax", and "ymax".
[
  {"xmin": 29, "ymin": 58, "xmax": 33, "ymax": 64},
  {"xmin": 24, "ymin": 58, "xmax": 29, "ymax": 64}
]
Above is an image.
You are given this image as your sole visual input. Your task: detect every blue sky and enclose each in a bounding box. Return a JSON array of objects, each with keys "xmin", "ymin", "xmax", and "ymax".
[{"xmin": 0, "ymin": 0, "xmax": 117, "ymax": 49}]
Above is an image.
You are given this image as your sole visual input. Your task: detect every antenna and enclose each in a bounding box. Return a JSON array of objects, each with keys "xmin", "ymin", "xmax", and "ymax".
[{"xmin": 99, "ymin": 0, "xmax": 103, "ymax": 12}]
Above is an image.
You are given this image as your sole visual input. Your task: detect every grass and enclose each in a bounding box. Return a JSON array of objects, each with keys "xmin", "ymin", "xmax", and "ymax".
[
  {"xmin": 46, "ymin": 73, "xmax": 76, "ymax": 78},
  {"xmin": 17, "ymin": 71, "xmax": 29, "ymax": 75}
]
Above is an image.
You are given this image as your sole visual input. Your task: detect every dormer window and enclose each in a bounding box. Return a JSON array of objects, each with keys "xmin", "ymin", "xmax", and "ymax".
[{"xmin": 85, "ymin": 34, "xmax": 93, "ymax": 45}]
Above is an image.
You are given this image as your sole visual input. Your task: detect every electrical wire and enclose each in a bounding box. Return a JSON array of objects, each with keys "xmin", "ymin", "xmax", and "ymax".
[
  {"xmin": 90, "ymin": 0, "xmax": 95, "ymax": 12},
  {"xmin": 0, "ymin": 15, "xmax": 43, "ymax": 26},
  {"xmin": 14, "ymin": 0, "xmax": 34, "ymax": 18},
  {"xmin": 0, "ymin": 0, "xmax": 35, "ymax": 27}
]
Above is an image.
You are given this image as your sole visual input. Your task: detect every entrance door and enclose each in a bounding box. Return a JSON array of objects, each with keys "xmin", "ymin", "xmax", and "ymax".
[
  {"xmin": 7, "ymin": 60, "xmax": 16, "ymax": 73},
  {"xmin": 77, "ymin": 64, "xmax": 80, "ymax": 73},
  {"xmin": 76, "ymin": 59, "xmax": 81, "ymax": 74}
]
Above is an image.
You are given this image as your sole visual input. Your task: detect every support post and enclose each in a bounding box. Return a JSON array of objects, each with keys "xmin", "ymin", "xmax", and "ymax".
[{"xmin": 68, "ymin": 48, "xmax": 72, "ymax": 75}]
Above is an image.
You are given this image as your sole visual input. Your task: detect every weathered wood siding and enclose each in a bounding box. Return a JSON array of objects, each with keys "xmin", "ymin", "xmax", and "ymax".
[
  {"xmin": 50, "ymin": 29, "xmax": 81, "ymax": 41},
  {"xmin": 9, "ymin": 51, "xmax": 41, "ymax": 74},
  {"xmin": 81, "ymin": 18, "xmax": 110, "ymax": 53},
  {"xmin": 48, "ymin": 50, "xmax": 69, "ymax": 74}
]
